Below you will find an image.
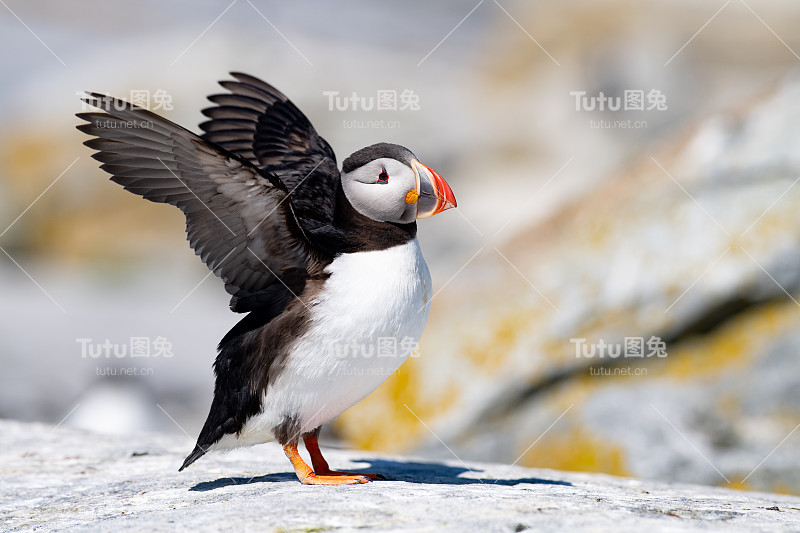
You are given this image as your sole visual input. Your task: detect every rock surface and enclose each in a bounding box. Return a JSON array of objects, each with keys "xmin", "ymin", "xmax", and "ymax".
[{"xmin": 2, "ymin": 420, "xmax": 800, "ymax": 532}]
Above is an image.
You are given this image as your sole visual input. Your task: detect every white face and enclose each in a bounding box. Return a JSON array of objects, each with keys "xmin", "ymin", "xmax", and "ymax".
[{"xmin": 341, "ymin": 157, "xmax": 419, "ymax": 224}]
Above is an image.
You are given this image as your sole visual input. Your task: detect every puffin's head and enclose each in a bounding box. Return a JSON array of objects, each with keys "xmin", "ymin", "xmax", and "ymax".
[{"xmin": 340, "ymin": 142, "xmax": 456, "ymax": 224}]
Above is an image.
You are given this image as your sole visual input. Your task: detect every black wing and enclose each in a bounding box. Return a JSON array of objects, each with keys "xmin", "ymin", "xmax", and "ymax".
[
  {"xmin": 199, "ymin": 72, "xmax": 340, "ymax": 232},
  {"xmin": 77, "ymin": 93, "xmax": 312, "ymax": 314}
]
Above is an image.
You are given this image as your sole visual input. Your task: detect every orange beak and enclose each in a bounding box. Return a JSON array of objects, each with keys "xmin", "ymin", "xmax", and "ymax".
[{"xmin": 411, "ymin": 160, "xmax": 457, "ymax": 218}]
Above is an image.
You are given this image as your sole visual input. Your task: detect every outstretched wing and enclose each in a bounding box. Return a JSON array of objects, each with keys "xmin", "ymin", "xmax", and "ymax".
[
  {"xmin": 77, "ymin": 93, "xmax": 312, "ymax": 314},
  {"xmin": 199, "ymin": 72, "xmax": 340, "ymax": 231}
]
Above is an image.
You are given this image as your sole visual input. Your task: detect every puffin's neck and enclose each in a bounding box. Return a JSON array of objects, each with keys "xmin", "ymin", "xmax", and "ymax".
[{"xmin": 331, "ymin": 182, "xmax": 417, "ymax": 253}]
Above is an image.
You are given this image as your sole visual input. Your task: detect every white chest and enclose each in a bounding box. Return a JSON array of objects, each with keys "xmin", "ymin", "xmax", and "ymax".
[
  {"xmin": 312, "ymin": 237, "xmax": 433, "ymax": 346},
  {"xmin": 219, "ymin": 238, "xmax": 433, "ymax": 448}
]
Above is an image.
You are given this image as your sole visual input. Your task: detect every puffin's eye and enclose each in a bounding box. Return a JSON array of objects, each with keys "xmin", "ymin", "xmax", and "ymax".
[{"xmin": 377, "ymin": 169, "xmax": 389, "ymax": 183}]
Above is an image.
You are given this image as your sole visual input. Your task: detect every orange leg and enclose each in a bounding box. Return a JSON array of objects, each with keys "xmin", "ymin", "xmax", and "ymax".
[
  {"xmin": 303, "ymin": 433, "xmax": 384, "ymax": 480},
  {"xmin": 283, "ymin": 442, "xmax": 370, "ymax": 485}
]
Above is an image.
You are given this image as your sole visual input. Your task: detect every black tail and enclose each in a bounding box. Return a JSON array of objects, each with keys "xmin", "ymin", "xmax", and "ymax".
[
  {"xmin": 179, "ymin": 311, "xmax": 277, "ymax": 472},
  {"xmin": 179, "ymin": 444, "xmax": 208, "ymax": 471},
  {"xmin": 179, "ymin": 443, "xmax": 208, "ymax": 471}
]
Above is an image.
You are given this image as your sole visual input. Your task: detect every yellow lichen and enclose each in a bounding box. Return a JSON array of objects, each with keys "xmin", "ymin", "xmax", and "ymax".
[
  {"xmin": 463, "ymin": 309, "xmax": 532, "ymax": 372},
  {"xmin": 724, "ymin": 478, "xmax": 754, "ymax": 492},
  {"xmin": 519, "ymin": 425, "xmax": 630, "ymax": 476},
  {"xmin": 659, "ymin": 301, "xmax": 793, "ymax": 379}
]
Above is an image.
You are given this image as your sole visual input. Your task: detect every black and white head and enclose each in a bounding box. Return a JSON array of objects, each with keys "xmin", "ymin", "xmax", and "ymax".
[{"xmin": 340, "ymin": 143, "xmax": 456, "ymax": 224}]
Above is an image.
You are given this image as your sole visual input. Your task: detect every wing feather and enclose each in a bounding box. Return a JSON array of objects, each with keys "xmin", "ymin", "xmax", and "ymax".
[
  {"xmin": 77, "ymin": 93, "xmax": 312, "ymax": 314},
  {"xmin": 199, "ymin": 72, "xmax": 340, "ymax": 231}
]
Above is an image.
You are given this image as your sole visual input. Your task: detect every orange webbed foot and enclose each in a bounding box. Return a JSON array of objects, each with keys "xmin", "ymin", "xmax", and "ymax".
[
  {"xmin": 284, "ymin": 441, "xmax": 376, "ymax": 486},
  {"xmin": 314, "ymin": 468, "xmax": 385, "ymax": 480},
  {"xmin": 303, "ymin": 432, "xmax": 386, "ymax": 481},
  {"xmin": 298, "ymin": 472, "xmax": 371, "ymax": 485}
]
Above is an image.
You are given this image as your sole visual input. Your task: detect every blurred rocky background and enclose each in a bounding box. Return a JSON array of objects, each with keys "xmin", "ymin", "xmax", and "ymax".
[{"xmin": 2, "ymin": 0, "xmax": 800, "ymax": 496}]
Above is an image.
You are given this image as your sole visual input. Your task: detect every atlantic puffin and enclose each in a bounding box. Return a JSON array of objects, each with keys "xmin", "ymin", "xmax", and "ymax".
[{"xmin": 77, "ymin": 72, "xmax": 456, "ymax": 485}]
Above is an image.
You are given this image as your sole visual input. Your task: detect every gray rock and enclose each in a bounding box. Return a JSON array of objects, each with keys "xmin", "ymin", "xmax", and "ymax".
[{"xmin": 2, "ymin": 420, "xmax": 799, "ymax": 532}]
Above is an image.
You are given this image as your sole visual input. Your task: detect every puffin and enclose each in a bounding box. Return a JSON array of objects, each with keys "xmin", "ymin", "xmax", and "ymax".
[{"xmin": 76, "ymin": 72, "xmax": 456, "ymax": 485}]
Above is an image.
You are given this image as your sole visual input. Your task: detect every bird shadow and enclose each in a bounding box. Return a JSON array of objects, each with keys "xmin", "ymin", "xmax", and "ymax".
[{"xmin": 189, "ymin": 458, "xmax": 571, "ymax": 491}]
